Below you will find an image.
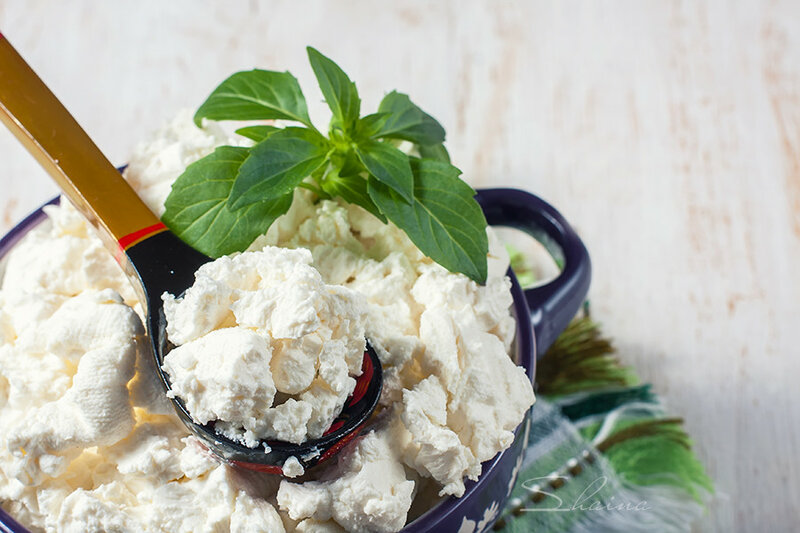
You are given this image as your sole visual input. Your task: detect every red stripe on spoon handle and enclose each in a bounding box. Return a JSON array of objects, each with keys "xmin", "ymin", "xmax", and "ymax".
[
  {"xmin": 118, "ymin": 222, "xmax": 167, "ymax": 250},
  {"xmin": 114, "ymin": 222, "xmax": 168, "ymax": 262}
]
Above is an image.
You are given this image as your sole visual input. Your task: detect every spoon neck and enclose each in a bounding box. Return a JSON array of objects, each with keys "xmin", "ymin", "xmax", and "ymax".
[{"xmin": 125, "ymin": 230, "xmax": 210, "ymax": 306}]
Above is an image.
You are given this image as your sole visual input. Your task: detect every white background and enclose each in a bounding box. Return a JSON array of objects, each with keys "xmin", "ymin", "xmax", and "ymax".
[{"xmin": 1, "ymin": 1, "xmax": 799, "ymax": 530}]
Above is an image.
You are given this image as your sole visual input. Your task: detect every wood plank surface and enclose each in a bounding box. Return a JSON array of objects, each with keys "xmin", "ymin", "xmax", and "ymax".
[{"xmin": 1, "ymin": 1, "xmax": 799, "ymax": 530}]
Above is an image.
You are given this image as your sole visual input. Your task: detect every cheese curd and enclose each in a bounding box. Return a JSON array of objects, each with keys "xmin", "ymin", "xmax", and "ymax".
[
  {"xmin": 277, "ymin": 431, "xmax": 414, "ymax": 533},
  {"xmin": 161, "ymin": 246, "xmax": 368, "ymax": 446},
  {"xmin": 0, "ymin": 112, "xmax": 535, "ymax": 532}
]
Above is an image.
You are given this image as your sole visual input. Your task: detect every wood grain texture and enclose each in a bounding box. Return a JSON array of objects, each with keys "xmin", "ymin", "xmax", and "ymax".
[{"xmin": 1, "ymin": 1, "xmax": 798, "ymax": 530}]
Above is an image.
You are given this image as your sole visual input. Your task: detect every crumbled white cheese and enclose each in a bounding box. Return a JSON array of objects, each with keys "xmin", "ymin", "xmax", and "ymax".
[
  {"xmin": 295, "ymin": 518, "xmax": 346, "ymax": 533},
  {"xmin": 1, "ymin": 289, "xmax": 141, "ymax": 486},
  {"xmin": 397, "ymin": 375, "xmax": 481, "ymax": 497},
  {"xmin": 2, "ymin": 200, "xmax": 137, "ymax": 305},
  {"xmin": 230, "ymin": 489, "xmax": 286, "ymax": 533},
  {"xmin": 163, "ymin": 327, "xmax": 277, "ymax": 436},
  {"xmin": 161, "ymin": 246, "xmax": 368, "ymax": 446},
  {"xmin": 0, "ymin": 110, "xmax": 535, "ymax": 533},
  {"xmin": 282, "ymin": 456, "xmax": 305, "ymax": 478},
  {"xmin": 278, "ymin": 430, "xmax": 414, "ymax": 533}
]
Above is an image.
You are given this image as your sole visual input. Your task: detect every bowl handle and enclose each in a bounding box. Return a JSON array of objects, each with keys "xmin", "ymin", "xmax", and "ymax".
[{"xmin": 477, "ymin": 188, "xmax": 591, "ymax": 356}]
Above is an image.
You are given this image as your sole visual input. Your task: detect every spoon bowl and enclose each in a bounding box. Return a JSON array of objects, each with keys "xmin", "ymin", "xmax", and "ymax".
[
  {"xmin": 0, "ymin": 31, "xmax": 382, "ymax": 474},
  {"xmin": 127, "ymin": 229, "xmax": 384, "ymax": 473}
]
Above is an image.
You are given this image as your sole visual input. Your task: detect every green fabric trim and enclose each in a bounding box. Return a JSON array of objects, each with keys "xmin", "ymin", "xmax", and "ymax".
[
  {"xmin": 595, "ymin": 418, "xmax": 714, "ymax": 502},
  {"xmin": 500, "ymin": 316, "xmax": 715, "ymax": 527},
  {"xmin": 536, "ymin": 318, "xmax": 638, "ymax": 398},
  {"xmin": 557, "ymin": 385, "xmax": 657, "ymax": 421}
]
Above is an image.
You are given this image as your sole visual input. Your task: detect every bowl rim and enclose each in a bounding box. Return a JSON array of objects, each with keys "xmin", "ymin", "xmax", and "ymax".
[{"xmin": 0, "ymin": 195, "xmax": 536, "ymax": 533}]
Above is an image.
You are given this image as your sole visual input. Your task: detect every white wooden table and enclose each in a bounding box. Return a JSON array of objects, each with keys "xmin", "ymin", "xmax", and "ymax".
[{"xmin": 1, "ymin": 1, "xmax": 798, "ymax": 530}]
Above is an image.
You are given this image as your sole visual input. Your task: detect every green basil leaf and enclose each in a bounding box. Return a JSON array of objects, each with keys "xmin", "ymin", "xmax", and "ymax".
[
  {"xmin": 354, "ymin": 112, "xmax": 390, "ymax": 140},
  {"xmin": 163, "ymin": 146, "xmax": 293, "ymax": 258},
  {"xmin": 338, "ymin": 150, "xmax": 367, "ymax": 178},
  {"xmin": 372, "ymin": 91, "xmax": 446, "ymax": 145},
  {"xmin": 194, "ymin": 69, "xmax": 313, "ymax": 128},
  {"xmin": 354, "ymin": 140, "xmax": 414, "ymax": 204},
  {"xmin": 235, "ymin": 125, "xmax": 280, "ymax": 142},
  {"xmin": 306, "ymin": 47, "xmax": 360, "ymax": 132},
  {"xmin": 368, "ymin": 159, "xmax": 488, "ymax": 284},
  {"xmin": 229, "ymin": 127, "xmax": 331, "ymax": 209},
  {"xmin": 418, "ymin": 142, "xmax": 450, "ymax": 163},
  {"xmin": 321, "ymin": 174, "xmax": 386, "ymax": 222}
]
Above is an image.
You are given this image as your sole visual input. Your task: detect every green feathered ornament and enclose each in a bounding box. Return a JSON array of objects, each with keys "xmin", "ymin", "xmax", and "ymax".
[{"xmin": 493, "ymin": 246, "xmax": 713, "ymax": 532}]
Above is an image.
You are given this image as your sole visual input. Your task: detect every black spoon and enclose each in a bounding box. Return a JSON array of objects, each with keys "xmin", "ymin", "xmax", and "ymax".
[{"xmin": 0, "ymin": 31, "xmax": 382, "ymax": 474}]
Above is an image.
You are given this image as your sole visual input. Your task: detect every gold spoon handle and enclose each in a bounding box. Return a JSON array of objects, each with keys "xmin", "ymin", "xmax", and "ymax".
[{"xmin": 0, "ymin": 31, "xmax": 165, "ymax": 255}]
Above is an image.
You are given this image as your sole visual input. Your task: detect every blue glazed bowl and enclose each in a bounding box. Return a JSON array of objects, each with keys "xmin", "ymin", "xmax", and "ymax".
[{"xmin": 0, "ymin": 188, "xmax": 590, "ymax": 533}]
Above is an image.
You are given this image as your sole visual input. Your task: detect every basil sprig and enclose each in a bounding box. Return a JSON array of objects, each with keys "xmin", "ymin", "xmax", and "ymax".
[{"xmin": 163, "ymin": 47, "xmax": 488, "ymax": 284}]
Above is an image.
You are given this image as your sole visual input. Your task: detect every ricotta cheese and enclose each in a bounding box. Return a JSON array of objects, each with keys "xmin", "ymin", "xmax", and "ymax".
[
  {"xmin": 277, "ymin": 430, "xmax": 414, "ymax": 533},
  {"xmin": 0, "ymin": 111, "xmax": 536, "ymax": 533},
  {"xmin": 161, "ymin": 246, "xmax": 368, "ymax": 446}
]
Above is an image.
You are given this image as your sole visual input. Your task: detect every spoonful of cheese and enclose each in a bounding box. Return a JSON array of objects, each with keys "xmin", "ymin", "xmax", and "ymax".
[{"xmin": 160, "ymin": 245, "xmax": 377, "ymax": 476}]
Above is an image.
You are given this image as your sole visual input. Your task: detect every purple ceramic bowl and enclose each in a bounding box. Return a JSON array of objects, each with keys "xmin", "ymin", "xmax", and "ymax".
[{"xmin": 0, "ymin": 188, "xmax": 590, "ymax": 533}]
